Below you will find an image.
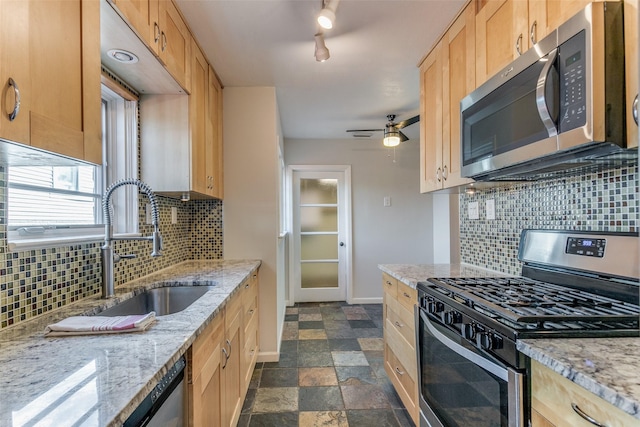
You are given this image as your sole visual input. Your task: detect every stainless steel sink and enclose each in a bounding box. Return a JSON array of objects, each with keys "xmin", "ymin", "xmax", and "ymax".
[{"xmin": 99, "ymin": 286, "xmax": 216, "ymax": 316}]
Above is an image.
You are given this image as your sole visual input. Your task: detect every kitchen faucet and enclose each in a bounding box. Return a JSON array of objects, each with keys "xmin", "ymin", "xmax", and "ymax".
[{"xmin": 101, "ymin": 178, "xmax": 162, "ymax": 298}]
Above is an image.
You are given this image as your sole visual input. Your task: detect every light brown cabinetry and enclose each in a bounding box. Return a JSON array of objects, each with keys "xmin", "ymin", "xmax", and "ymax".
[
  {"xmin": 140, "ymin": 39, "xmax": 223, "ymax": 200},
  {"xmin": 419, "ymin": 2, "xmax": 475, "ymax": 193},
  {"xmin": 476, "ymin": 0, "xmax": 594, "ymax": 86},
  {"xmin": 382, "ymin": 273, "xmax": 419, "ymax": 425},
  {"xmin": 0, "ymin": 0, "xmax": 101, "ymax": 163},
  {"xmin": 110, "ymin": 0, "xmax": 191, "ymax": 91},
  {"xmin": 624, "ymin": 0, "xmax": 638, "ymax": 148},
  {"xmin": 530, "ymin": 359, "xmax": 638, "ymax": 427},
  {"xmin": 188, "ymin": 270, "xmax": 260, "ymax": 427}
]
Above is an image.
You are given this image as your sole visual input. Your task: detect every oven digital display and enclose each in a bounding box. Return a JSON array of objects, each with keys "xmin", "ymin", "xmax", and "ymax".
[{"xmin": 566, "ymin": 237, "xmax": 605, "ymax": 257}]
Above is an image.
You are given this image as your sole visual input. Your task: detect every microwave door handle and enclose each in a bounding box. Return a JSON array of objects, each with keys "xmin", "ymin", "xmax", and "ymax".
[
  {"xmin": 535, "ymin": 48, "xmax": 559, "ymax": 137},
  {"xmin": 421, "ymin": 310, "xmax": 509, "ymax": 381}
]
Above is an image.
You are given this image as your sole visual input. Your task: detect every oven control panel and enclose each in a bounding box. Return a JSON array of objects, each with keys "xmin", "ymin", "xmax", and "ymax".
[{"xmin": 566, "ymin": 237, "xmax": 605, "ymax": 258}]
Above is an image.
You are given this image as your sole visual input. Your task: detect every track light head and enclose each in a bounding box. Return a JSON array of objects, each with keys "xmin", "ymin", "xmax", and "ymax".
[
  {"xmin": 314, "ymin": 33, "xmax": 330, "ymax": 62},
  {"xmin": 317, "ymin": 0, "xmax": 339, "ymax": 30}
]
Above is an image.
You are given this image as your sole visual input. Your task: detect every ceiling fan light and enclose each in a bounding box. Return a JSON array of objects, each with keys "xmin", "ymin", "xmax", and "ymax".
[
  {"xmin": 317, "ymin": 8, "xmax": 335, "ymax": 29},
  {"xmin": 383, "ymin": 128, "xmax": 400, "ymax": 147},
  {"xmin": 314, "ymin": 33, "xmax": 330, "ymax": 62}
]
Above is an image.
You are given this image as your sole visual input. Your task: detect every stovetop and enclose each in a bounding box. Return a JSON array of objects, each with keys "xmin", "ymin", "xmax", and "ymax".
[{"xmin": 424, "ymin": 277, "xmax": 640, "ymax": 333}]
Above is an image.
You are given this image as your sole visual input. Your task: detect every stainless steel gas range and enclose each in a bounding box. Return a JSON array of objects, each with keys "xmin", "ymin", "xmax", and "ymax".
[{"xmin": 416, "ymin": 230, "xmax": 639, "ymax": 427}]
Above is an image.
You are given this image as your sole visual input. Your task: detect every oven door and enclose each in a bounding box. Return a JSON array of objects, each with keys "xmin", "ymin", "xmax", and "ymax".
[{"xmin": 416, "ymin": 308, "xmax": 525, "ymax": 427}]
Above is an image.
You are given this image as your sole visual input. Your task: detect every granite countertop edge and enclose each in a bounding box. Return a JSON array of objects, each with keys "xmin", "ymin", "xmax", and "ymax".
[
  {"xmin": 0, "ymin": 258, "xmax": 261, "ymax": 427},
  {"xmin": 378, "ymin": 263, "xmax": 640, "ymax": 420}
]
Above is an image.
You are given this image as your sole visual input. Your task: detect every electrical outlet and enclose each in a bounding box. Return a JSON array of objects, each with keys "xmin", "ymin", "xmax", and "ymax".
[
  {"xmin": 383, "ymin": 196, "xmax": 391, "ymax": 207},
  {"xmin": 468, "ymin": 202, "xmax": 479, "ymax": 220},
  {"xmin": 171, "ymin": 207, "xmax": 178, "ymax": 224},
  {"xmin": 146, "ymin": 203, "xmax": 152, "ymax": 225},
  {"xmin": 486, "ymin": 199, "xmax": 495, "ymax": 220}
]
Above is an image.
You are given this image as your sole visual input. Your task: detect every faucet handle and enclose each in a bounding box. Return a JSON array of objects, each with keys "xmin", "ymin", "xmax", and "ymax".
[
  {"xmin": 151, "ymin": 231, "xmax": 163, "ymax": 257},
  {"xmin": 114, "ymin": 253, "xmax": 137, "ymax": 263}
]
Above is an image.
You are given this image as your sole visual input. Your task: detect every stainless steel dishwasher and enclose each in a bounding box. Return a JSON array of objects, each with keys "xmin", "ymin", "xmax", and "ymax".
[{"xmin": 124, "ymin": 356, "xmax": 186, "ymax": 427}]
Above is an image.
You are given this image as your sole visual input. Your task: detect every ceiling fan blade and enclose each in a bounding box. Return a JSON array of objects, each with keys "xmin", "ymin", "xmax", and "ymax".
[
  {"xmin": 346, "ymin": 129, "xmax": 384, "ymax": 133},
  {"xmin": 395, "ymin": 115, "xmax": 420, "ymax": 129},
  {"xmin": 399, "ymin": 130, "xmax": 409, "ymax": 142}
]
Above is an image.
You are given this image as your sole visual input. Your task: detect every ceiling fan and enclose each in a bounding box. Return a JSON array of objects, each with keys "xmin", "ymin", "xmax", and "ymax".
[{"xmin": 346, "ymin": 114, "xmax": 420, "ymax": 147}]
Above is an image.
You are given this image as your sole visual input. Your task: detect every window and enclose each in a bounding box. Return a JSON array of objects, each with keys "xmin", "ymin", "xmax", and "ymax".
[{"xmin": 6, "ymin": 84, "xmax": 139, "ymax": 249}]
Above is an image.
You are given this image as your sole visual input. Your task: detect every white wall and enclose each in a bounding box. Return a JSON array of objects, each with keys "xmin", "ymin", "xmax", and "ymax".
[
  {"xmin": 223, "ymin": 87, "xmax": 283, "ymax": 361},
  {"xmin": 285, "ymin": 138, "xmax": 434, "ymax": 302}
]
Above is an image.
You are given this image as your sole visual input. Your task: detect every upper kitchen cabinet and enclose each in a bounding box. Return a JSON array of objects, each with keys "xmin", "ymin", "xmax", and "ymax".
[
  {"xmin": 0, "ymin": 0, "xmax": 101, "ymax": 163},
  {"xmin": 624, "ymin": 0, "xmax": 638, "ymax": 148},
  {"xmin": 476, "ymin": 0, "xmax": 598, "ymax": 86},
  {"xmin": 420, "ymin": 2, "xmax": 475, "ymax": 193},
  {"xmin": 109, "ymin": 0, "xmax": 191, "ymax": 91},
  {"xmin": 140, "ymin": 37, "xmax": 223, "ymax": 200}
]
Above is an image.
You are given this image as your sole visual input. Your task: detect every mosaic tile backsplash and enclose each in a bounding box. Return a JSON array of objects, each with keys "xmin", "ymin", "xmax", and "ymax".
[
  {"xmin": 459, "ymin": 166, "xmax": 638, "ymax": 275},
  {"xmin": 0, "ymin": 165, "xmax": 223, "ymax": 329}
]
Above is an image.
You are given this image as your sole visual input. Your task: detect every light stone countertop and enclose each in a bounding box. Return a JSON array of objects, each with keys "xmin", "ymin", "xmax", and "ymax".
[
  {"xmin": 379, "ymin": 263, "xmax": 640, "ymax": 420},
  {"xmin": 0, "ymin": 259, "xmax": 261, "ymax": 427}
]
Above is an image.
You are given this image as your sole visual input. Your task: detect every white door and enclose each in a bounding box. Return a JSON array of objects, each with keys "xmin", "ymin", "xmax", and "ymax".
[{"xmin": 289, "ymin": 166, "xmax": 351, "ymax": 303}]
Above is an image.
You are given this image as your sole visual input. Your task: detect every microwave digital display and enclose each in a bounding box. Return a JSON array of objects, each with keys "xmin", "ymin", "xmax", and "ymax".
[{"xmin": 565, "ymin": 51, "xmax": 582, "ymax": 67}]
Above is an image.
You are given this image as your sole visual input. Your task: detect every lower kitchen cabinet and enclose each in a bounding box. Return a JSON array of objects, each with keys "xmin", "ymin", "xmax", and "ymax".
[
  {"xmin": 382, "ymin": 273, "xmax": 419, "ymax": 425},
  {"xmin": 530, "ymin": 359, "xmax": 638, "ymax": 427},
  {"xmin": 188, "ymin": 268, "xmax": 260, "ymax": 427}
]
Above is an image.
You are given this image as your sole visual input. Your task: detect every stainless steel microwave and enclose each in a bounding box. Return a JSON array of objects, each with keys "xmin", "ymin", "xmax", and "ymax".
[{"xmin": 460, "ymin": 2, "xmax": 629, "ymax": 181}]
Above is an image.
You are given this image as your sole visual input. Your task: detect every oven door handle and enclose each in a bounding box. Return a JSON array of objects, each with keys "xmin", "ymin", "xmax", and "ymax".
[{"xmin": 421, "ymin": 310, "xmax": 509, "ymax": 382}]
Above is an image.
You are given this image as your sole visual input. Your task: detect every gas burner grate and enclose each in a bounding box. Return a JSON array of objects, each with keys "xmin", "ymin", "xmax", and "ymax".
[{"xmin": 427, "ymin": 277, "xmax": 640, "ymax": 328}]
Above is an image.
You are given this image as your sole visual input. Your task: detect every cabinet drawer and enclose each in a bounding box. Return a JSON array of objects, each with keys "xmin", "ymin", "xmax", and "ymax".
[
  {"xmin": 384, "ymin": 316, "xmax": 417, "ymax": 381},
  {"xmin": 531, "ymin": 360, "xmax": 637, "ymax": 427},
  {"xmin": 382, "ymin": 273, "xmax": 398, "ymax": 298},
  {"xmin": 397, "ymin": 282, "xmax": 417, "ymax": 313},
  {"xmin": 386, "ymin": 299, "xmax": 415, "ymax": 346},
  {"xmin": 384, "ymin": 343, "xmax": 417, "ymax": 418}
]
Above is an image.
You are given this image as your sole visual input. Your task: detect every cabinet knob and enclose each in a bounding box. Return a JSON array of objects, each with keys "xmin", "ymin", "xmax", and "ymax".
[{"xmin": 7, "ymin": 78, "xmax": 20, "ymax": 121}]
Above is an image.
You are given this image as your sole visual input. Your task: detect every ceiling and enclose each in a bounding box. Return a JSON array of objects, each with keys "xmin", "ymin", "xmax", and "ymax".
[{"xmin": 173, "ymin": 0, "xmax": 466, "ymax": 142}]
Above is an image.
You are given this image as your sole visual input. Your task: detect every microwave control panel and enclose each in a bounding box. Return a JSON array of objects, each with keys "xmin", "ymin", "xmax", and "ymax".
[{"xmin": 559, "ymin": 30, "xmax": 587, "ymax": 133}]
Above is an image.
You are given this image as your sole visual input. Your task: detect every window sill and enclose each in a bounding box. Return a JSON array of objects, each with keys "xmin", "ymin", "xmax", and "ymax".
[{"xmin": 7, "ymin": 233, "xmax": 142, "ymax": 252}]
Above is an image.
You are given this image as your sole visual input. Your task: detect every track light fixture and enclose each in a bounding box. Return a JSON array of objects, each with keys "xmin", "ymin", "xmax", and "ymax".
[
  {"xmin": 314, "ymin": 33, "xmax": 330, "ymax": 62},
  {"xmin": 317, "ymin": 0, "xmax": 339, "ymax": 30}
]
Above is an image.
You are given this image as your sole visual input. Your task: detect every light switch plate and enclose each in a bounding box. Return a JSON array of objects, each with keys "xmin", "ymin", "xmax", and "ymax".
[
  {"xmin": 468, "ymin": 201, "xmax": 479, "ymax": 220},
  {"xmin": 486, "ymin": 199, "xmax": 495, "ymax": 220},
  {"xmin": 383, "ymin": 196, "xmax": 391, "ymax": 207}
]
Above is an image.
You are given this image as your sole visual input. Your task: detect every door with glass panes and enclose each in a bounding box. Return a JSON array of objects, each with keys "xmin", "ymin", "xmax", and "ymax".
[{"xmin": 291, "ymin": 168, "xmax": 350, "ymax": 302}]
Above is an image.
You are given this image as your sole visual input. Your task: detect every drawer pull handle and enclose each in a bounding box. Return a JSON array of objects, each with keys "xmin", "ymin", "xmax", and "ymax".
[
  {"xmin": 395, "ymin": 366, "xmax": 405, "ymax": 376},
  {"xmin": 222, "ymin": 347, "xmax": 229, "ymax": 369},
  {"xmin": 248, "ymin": 309, "xmax": 255, "ymax": 315},
  {"xmin": 516, "ymin": 33, "xmax": 523, "ymax": 56},
  {"xmin": 571, "ymin": 403, "xmax": 606, "ymax": 427},
  {"xmin": 245, "ymin": 283, "xmax": 250, "ymax": 289},
  {"xmin": 153, "ymin": 22, "xmax": 160, "ymax": 43},
  {"xmin": 161, "ymin": 31, "xmax": 167, "ymax": 52},
  {"xmin": 403, "ymin": 292, "xmax": 410, "ymax": 298},
  {"xmin": 386, "ymin": 281, "xmax": 392, "ymax": 286},
  {"xmin": 394, "ymin": 321, "xmax": 403, "ymax": 328}
]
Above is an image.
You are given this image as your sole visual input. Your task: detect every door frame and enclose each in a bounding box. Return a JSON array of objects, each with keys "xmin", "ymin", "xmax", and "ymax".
[{"xmin": 286, "ymin": 164, "xmax": 353, "ymax": 305}]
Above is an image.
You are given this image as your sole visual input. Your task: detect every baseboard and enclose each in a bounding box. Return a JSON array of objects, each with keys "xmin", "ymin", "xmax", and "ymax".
[
  {"xmin": 257, "ymin": 351, "xmax": 280, "ymax": 363},
  {"xmin": 349, "ymin": 297, "xmax": 383, "ymax": 304}
]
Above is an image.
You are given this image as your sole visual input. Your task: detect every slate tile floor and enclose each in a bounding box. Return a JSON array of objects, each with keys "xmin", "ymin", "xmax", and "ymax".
[{"xmin": 238, "ymin": 302, "xmax": 415, "ymax": 427}]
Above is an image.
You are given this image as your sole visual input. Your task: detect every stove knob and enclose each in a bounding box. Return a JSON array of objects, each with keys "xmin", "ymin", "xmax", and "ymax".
[
  {"xmin": 462, "ymin": 323, "xmax": 476, "ymax": 340},
  {"xmin": 442, "ymin": 310, "xmax": 462, "ymax": 325},
  {"xmin": 427, "ymin": 301, "xmax": 444, "ymax": 314},
  {"xmin": 478, "ymin": 332, "xmax": 495, "ymax": 350}
]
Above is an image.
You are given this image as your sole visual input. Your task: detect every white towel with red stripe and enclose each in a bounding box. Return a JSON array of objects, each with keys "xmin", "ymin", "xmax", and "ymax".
[{"xmin": 45, "ymin": 312, "xmax": 156, "ymax": 337}]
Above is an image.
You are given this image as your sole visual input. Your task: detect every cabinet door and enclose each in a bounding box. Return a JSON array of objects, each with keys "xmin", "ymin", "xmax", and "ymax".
[
  {"xmin": 1, "ymin": 0, "xmax": 101, "ymax": 163},
  {"xmin": 0, "ymin": 0, "xmax": 30, "ymax": 144},
  {"xmin": 476, "ymin": 0, "xmax": 529, "ymax": 86},
  {"xmin": 441, "ymin": 2, "xmax": 475, "ymax": 189},
  {"xmin": 223, "ymin": 295, "xmax": 243, "ymax": 427},
  {"xmin": 111, "ymin": 0, "xmax": 154, "ymax": 47},
  {"xmin": 528, "ymin": 0, "xmax": 592, "ymax": 45},
  {"xmin": 207, "ymin": 67, "xmax": 224, "ymax": 199},
  {"xmin": 190, "ymin": 39, "xmax": 209, "ymax": 195},
  {"xmin": 419, "ymin": 42, "xmax": 443, "ymax": 193},
  {"xmin": 158, "ymin": 0, "xmax": 191, "ymax": 91},
  {"xmin": 191, "ymin": 314, "xmax": 224, "ymax": 427},
  {"xmin": 624, "ymin": 0, "xmax": 638, "ymax": 148}
]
